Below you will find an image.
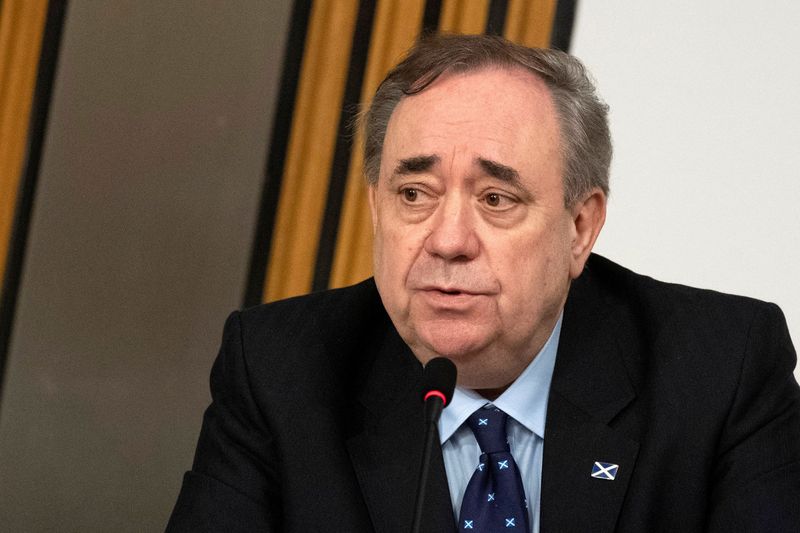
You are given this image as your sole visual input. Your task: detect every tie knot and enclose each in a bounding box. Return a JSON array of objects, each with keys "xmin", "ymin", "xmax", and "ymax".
[{"xmin": 466, "ymin": 405, "xmax": 510, "ymax": 454}]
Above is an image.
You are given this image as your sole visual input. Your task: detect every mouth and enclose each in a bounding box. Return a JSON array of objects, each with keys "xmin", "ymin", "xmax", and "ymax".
[
  {"xmin": 420, "ymin": 286, "xmax": 483, "ymax": 296},
  {"xmin": 435, "ymin": 288, "xmax": 466, "ymax": 296},
  {"xmin": 415, "ymin": 286, "xmax": 493, "ymax": 310}
]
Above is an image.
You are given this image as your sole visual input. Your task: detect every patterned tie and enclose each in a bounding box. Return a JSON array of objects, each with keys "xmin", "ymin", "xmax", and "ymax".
[{"xmin": 458, "ymin": 405, "xmax": 530, "ymax": 532}]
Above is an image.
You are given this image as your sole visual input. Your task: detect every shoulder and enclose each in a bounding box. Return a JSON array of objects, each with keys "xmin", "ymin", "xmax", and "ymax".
[
  {"xmin": 223, "ymin": 278, "xmax": 390, "ymax": 395},
  {"xmin": 236, "ymin": 278, "xmax": 384, "ymax": 343},
  {"xmin": 578, "ymin": 253, "xmax": 780, "ymax": 334},
  {"xmin": 571, "ymin": 254, "xmax": 795, "ymax": 404}
]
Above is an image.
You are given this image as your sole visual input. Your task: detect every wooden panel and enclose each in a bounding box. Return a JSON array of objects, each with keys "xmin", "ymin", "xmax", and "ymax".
[
  {"xmin": 0, "ymin": 0, "xmax": 49, "ymax": 290},
  {"xmin": 505, "ymin": 0, "xmax": 557, "ymax": 47},
  {"xmin": 329, "ymin": 0, "xmax": 427, "ymax": 289},
  {"xmin": 263, "ymin": 0, "xmax": 359, "ymax": 302},
  {"xmin": 439, "ymin": 0, "xmax": 490, "ymax": 34}
]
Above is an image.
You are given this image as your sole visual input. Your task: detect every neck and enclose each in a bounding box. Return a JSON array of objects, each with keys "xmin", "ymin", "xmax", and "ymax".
[{"xmin": 475, "ymin": 383, "xmax": 511, "ymax": 401}]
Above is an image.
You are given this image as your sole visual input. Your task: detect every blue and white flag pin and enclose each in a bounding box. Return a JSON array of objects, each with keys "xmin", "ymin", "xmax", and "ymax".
[{"xmin": 591, "ymin": 461, "xmax": 619, "ymax": 480}]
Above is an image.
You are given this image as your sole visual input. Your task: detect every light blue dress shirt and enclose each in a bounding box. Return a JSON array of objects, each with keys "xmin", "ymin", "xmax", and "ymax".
[{"xmin": 438, "ymin": 315, "xmax": 562, "ymax": 533}]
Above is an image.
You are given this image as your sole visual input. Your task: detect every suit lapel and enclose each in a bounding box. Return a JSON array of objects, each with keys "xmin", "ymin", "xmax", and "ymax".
[
  {"xmin": 541, "ymin": 265, "xmax": 639, "ymax": 532},
  {"xmin": 346, "ymin": 318, "xmax": 455, "ymax": 533}
]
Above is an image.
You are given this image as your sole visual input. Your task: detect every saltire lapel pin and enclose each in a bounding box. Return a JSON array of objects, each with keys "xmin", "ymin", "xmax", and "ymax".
[{"xmin": 591, "ymin": 461, "xmax": 619, "ymax": 480}]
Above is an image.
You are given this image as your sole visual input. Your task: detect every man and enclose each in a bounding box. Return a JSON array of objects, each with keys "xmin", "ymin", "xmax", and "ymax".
[{"xmin": 168, "ymin": 35, "xmax": 800, "ymax": 532}]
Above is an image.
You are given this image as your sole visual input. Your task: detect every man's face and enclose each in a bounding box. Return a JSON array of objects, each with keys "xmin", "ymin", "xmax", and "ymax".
[{"xmin": 369, "ymin": 67, "xmax": 605, "ymax": 391}]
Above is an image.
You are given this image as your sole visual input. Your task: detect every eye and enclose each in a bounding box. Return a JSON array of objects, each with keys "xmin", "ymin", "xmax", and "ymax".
[
  {"xmin": 402, "ymin": 188, "xmax": 418, "ymax": 202},
  {"xmin": 485, "ymin": 193, "xmax": 501, "ymax": 207},
  {"xmin": 480, "ymin": 191, "xmax": 517, "ymax": 211}
]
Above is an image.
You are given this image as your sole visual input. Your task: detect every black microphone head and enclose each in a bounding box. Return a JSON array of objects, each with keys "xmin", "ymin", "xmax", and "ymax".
[{"xmin": 421, "ymin": 357, "xmax": 457, "ymax": 406}]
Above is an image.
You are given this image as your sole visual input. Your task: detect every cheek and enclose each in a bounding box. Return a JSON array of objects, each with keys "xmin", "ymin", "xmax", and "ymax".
[
  {"xmin": 373, "ymin": 222, "xmax": 422, "ymax": 288},
  {"xmin": 493, "ymin": 229, "xmax": 571, "ymax": 307}
]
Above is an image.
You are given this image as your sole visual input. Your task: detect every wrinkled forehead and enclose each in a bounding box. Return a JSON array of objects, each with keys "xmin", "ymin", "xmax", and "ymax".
[{"xmin": 380, "ymin": 67, "xmax": 563, "ymax": 177}]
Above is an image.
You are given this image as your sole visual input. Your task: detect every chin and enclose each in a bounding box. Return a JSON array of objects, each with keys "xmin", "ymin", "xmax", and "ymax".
[{"xmin": 416, "ymin": 324, "xmax": 492, "ymax": 361}]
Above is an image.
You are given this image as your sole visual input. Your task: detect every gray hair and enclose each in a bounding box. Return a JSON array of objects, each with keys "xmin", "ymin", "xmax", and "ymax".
[{"xmin": 361, "ymin": 34, "xmax": 611, "ymax": 207}]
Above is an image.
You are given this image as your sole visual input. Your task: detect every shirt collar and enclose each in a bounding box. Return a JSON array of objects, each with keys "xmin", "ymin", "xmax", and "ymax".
[{"xmin": 438, "ymin": 313, "xmax": 562, "ymax": 443}]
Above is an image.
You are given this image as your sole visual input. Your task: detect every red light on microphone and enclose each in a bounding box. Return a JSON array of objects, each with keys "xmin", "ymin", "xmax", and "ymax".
[{"xmin": 423, "ymin": 389, "xmax": 447, "ymax": 406}]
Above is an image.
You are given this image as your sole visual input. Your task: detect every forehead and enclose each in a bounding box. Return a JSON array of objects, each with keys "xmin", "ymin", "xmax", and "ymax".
[{"xmin": 382, "ymin": 67, "xmax": 562, "ymax": 175}]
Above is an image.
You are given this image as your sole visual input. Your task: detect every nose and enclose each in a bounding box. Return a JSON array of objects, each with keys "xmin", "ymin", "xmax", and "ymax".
[{"xmin": 423, "ymin": 194, "xmax": 480, "ymax": 261}]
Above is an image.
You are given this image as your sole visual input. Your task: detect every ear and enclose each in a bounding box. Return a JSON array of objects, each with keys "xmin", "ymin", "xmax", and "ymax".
[
  {"xmin": 368, "ymin": 183, "xmax": 378, "ymax": 234},
  {"xmin": 568, "ymin": 188, "xmax": 607, "ymax": 279}
]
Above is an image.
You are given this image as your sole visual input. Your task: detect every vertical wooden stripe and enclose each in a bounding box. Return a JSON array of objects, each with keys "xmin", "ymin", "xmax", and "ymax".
[
  {"xmin": 263, "ymin": 0, "xmax": 360, "ymax": 302},
  {"xmin": 244, "ymin": 0, "xmax": 312, "ymax": 308},
  {"xmin": 0, "ymin": 0, "xmax": 49, "ymax": 294},
  {"xmin": 504, "ymin": 0, "xmax": 557, "ymax": 48},
  {"xmin": 329, "ymin": 0, "xmax": 427, "ymax": 290},
  {"xmin": 312, "ymin": 0, "xmax": 376, "ymax": 292},
  {"xmin": 439, "ymin": 0, "xmax": 490, "ymax": 34}
]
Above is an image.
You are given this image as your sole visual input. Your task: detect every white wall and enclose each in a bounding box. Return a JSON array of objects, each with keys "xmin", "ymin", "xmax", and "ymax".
[{"xmin": 571, "ymin": 2, "xmax": 800, "ymax": 381}]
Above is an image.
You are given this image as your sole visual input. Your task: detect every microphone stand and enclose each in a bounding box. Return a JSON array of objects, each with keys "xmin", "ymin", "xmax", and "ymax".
[{"xmin": 411, "ymin": 396, "xmax": 445, "ymax": 533}]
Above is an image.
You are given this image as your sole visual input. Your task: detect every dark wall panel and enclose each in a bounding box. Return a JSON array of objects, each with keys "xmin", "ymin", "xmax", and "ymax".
[{"xmin": 0, "ymin": 0, "xmax": 293, "ymax": 530}]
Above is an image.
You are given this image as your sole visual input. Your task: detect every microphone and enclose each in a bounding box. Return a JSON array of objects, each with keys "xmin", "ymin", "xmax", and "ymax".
[
  {"xmin": 411, "ymin": 357, "xmax": 457, "ymax": 533},
  {"xmin": 420, "ymin": 357, "xmax": 457, "ymax": 424}
]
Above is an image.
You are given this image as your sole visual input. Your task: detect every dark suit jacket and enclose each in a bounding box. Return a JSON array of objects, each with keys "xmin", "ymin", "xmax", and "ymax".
[{"xmin": 167, "ymin": 255, "xmax": 800, "ymax": 532}]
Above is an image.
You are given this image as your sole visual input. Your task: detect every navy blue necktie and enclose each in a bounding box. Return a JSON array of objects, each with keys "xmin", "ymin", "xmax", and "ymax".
[{"xmin": 458, "ymin": 405, "xmax": 530, "ymax": 532}]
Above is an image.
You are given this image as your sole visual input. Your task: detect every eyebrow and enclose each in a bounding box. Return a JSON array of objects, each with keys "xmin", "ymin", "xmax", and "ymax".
[
  {"xmin": 477, "ymin": 157, "xmax": 521, "ymax": 184},
  {"xmin": 393, "ymin": 155, "xmax": 440, "ymax": 176},
  {"xmin": 390, "ymin": 154, "xmax": 523, "ymax": 189}
]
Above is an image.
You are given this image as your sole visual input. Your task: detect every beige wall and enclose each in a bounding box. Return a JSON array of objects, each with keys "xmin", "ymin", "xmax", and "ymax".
[
  {"xmin": 0, "ymin": 1, "xmax": 293, "ymax": 530},
  {"xmin": 572, "ymin": 1, "xmax": 800, "ymax": 381}
]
